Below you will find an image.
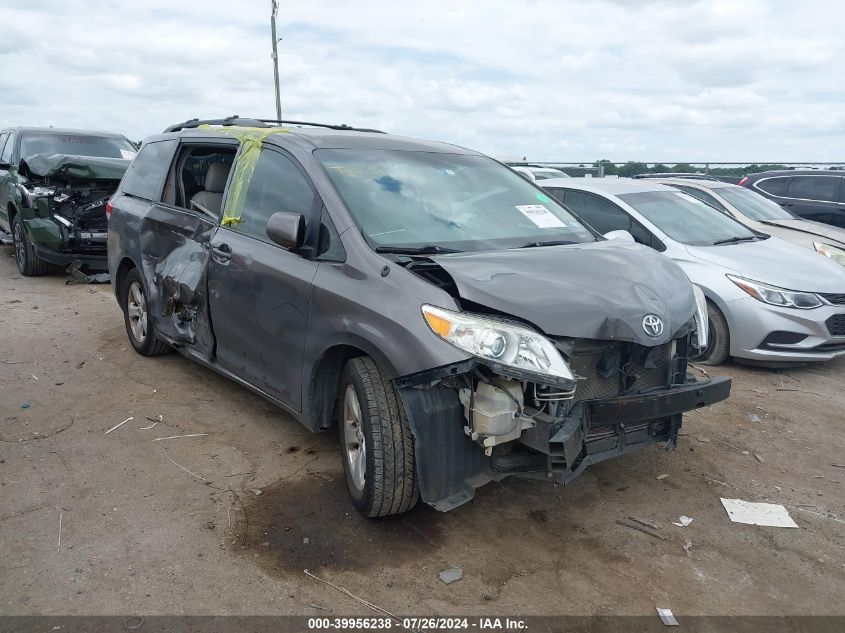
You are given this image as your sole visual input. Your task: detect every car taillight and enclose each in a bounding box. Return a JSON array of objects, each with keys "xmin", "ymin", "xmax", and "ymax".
[
  {"xmin": 105, "ymin": 199, "xmax": 113, "ymax": 220},
  {"xmin": 738, "ymin": 176, "xmax": 749, "ymax": 186}
]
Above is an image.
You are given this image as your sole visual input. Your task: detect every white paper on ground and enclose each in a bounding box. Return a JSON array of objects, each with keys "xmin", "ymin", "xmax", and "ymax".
[
  {"xmin": 720, "ymin": 498, "xmax": 798, "ymax": 528},
  {"xmin": 673, "ymin": 516, "xmax": 693, "ymax": 527},
  {"xmin": 656, "ymin": 608, "xmax": 679, "ymax": 626},
  {"xmin": 515, "ymin": 204, "xmax": 567, "ymax": 228}
]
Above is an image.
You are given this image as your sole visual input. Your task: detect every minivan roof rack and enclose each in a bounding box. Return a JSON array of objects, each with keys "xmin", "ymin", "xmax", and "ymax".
[{"xmin": 163, "ymin": 115, "xmax": 385, "ymax": 134}]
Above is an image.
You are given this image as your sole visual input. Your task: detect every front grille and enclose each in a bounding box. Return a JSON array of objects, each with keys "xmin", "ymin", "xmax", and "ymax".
[
  {"xmin": 821, "ymin": 293, "xmax": 845, "ymax": 306},
  {"xmin": 826, "ymin": 314, "xmax": 845, "ymax": 336},
  {"xmin": 566, "ymin": 339, "xmax": 677, "ymax": 402}
]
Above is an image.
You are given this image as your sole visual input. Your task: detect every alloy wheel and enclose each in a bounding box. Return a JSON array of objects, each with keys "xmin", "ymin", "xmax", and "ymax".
[
  {"xmin": 13, "ymin": 220, "xmax": 25, "ymax": 271},
  {"xmin": 342, "ymin": 384, "xmax": 367, "ymax": 492},
  {"xmin": 126, "ymin": 281, "xmax": 148, "ymax": 343}
]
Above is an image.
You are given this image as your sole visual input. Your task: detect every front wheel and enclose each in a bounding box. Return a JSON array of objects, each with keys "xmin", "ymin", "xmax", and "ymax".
[
  {"xmin": 692, "ymin": 301, "xmax": 730, "ymax": 366},
  {"xmin": 12, "ymin": 214, "xmax": 52, "ymax": 276},
  {"xmin": 338, "ymin": 357, "xmax": 419, "ymax": 517}
]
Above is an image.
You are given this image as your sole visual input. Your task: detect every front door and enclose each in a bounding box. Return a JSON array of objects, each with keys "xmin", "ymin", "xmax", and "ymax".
[{"xmin": 207, "ymin": 145, "xmax": 321, "ymax": 411}]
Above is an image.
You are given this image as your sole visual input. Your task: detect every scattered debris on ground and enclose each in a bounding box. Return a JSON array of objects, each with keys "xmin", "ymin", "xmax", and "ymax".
[{"xmin": 720, "ymin": 499, "xmax": 798, "ymax": 528}]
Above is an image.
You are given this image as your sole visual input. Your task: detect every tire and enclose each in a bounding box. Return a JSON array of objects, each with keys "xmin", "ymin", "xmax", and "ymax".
[
  {"xmin": 693, "ymin": 301, "xmax": 730, "ymax": 366},
  {"xmin": 12, "ymin": 214, "xmax": 52, "ymax": 276},
  {"xmin": 121, "ymin": 268, "xmax": 170, "ymax": 356},
  {"xmin": 338, "ymin": 357, "xmax": 419, "ymax": 517}
]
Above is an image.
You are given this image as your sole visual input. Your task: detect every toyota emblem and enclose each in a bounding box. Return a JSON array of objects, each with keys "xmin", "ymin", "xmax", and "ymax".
[{"xmin": 642, "ymin": 314, "xmax": 664, "ymax": 337}]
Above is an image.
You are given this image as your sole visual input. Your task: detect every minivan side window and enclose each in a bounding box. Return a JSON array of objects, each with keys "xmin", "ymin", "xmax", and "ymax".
[
  {"xmin": 756, "ymin": 177, "xmax": 789, "ymax": 196},
  {"xmin": 786, "ymin": 176, "xmax": 839, "ymax": 202},
  {"xmin": 121, "ymin": 140, "xmax": 178, "ymax": 200},
  {"xmin": 1, "ymin": 132, "xmax": 16, "ymax": 163},
  {"xmin": 234, "ymin": 148, "xmax": 315, "ymax": 243}
]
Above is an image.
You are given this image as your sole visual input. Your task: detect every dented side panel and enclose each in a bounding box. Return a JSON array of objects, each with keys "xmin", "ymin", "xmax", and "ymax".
[{"xmin": 136, "ymin": 202, "xmax": 217, "ymax": 356}]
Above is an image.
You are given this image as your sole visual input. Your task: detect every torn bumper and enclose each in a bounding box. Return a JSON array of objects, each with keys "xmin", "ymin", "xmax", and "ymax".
[
  {"xmin": 29, "ymin": 216, "xmax": 108, "ymax": 270},
  {"xmin": 547, "ymin": 376, "xmax": 731, "ymax": 486},
  {"xmin": 400, "ymin": 375, "xmax": 731, "ymax": 512}
]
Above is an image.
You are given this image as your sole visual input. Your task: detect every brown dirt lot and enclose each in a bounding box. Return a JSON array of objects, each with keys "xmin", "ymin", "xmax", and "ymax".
[{"xmin": 1, "ymin": 245, "xmax": 843, "ymax": 617}]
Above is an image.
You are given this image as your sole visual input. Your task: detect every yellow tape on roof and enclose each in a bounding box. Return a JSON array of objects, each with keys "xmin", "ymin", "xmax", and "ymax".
[{"xmin": 197, "ymin": 125, "xmax": 289, "ymax": 225}]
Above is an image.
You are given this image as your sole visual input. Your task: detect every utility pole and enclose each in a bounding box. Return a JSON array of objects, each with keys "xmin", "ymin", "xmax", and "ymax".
[{"xmin": 270, "ymin": 0, "xmax": 282, "ymax": 121}]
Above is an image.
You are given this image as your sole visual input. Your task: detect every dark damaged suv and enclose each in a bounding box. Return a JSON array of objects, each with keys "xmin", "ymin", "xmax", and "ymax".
[
  {"xmin": 0, "ymin": 127, "xmax": 136, "ymax": 275},
  {"xmin": 108, "ymin": 117, "xmax": 731, "ymax": 516}
]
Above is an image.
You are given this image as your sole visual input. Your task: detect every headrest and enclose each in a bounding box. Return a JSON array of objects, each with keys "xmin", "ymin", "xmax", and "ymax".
[{"xmin": 204, "ymin": 162, "xmax": 229, "ymax": 193}]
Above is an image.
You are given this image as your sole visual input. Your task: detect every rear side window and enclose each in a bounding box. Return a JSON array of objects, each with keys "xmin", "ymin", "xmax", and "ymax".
[
  {"xmin": 121, "ymin": 140, "xmax": 177, "ymax": 200},
  {"xmin": 233, "ymin": 148, "xmax": 315, "ymax": 242},
  {"xmin": 786, "ymin": 176, "xmax": 839, "ymax": 202},
  {"xmin": 673, "ymin": 185, "xmax": 729, "ymax": 213},
  {"xmin": 755, "ymin": 177, "xmax": 789, "ymax": 196},
  {"xmin": 563, "ymin": 190, "xmax": 630, "ymax": 234},
  {"xmin": 1, "ymin": 132, "xmax": 16, "ymax": 163}
]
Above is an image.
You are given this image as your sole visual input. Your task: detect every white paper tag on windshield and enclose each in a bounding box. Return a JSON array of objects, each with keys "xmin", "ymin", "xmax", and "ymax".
[
  {"xmin": 120, "ymin": 149, "xmax": 137, "ymax": 160},
  {"xmin": 515, "ymin": 204, "xmax": 566, "ymax": 228}
]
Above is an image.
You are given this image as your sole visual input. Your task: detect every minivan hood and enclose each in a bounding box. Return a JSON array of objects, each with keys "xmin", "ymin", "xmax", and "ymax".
[
  {"xmin": 430, "ymin": 240, "xmax": 695, "ymax": 346},
  {"xmin": 686, "ymin": 237, "xmax": 845, "ymax": 293},
  {"xmin": 758, "ymin": 218, "xmax": 845, "ymax": 247}
]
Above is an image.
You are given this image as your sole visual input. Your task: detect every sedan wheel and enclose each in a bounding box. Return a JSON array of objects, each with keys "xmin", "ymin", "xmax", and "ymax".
[{"xmin": 13, "ymin": 219, "xmax": 26, "ymax": 271}]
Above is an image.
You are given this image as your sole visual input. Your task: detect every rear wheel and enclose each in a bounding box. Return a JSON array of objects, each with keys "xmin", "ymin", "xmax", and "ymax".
[
  {"xmin": 12, "ymin": 214, "xmax": 52, "ymax": 276},
  {"xmin": 121, "ymin": 268, "xmax": 170, "ymax": 356},
  {"xmin": 338, "ymin": 357, "xmax": 419, "ymax": 517},
  {"xmin": 693, "ymin": 301, "xmax": 730, "ymax": 366}
]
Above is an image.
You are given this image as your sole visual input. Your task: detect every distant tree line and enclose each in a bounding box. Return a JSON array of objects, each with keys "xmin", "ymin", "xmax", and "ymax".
[{"xmin": 592, "ymin": 159, "xmax": 787, "ymax": 178}]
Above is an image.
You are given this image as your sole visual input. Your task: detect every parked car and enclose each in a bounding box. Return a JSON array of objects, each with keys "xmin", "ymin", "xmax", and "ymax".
[
  {"xmin": 0, "ymin": 127, "xmax": 136, "ymax": 275},
  {"xmin": 509, "ymin": 165, "xmax": 570, "ymax": 181},
  {"xmin": 541, "ymin": 178, "xmax": 845, "ymax": 366},
  {"xmin": 740, "ymin": 170, "xmax": 845, "ymax": 230},
  {"xmin": 108, "ymin": 117, "xmax": 729, "ymax": 517},
  {"xmin": 652, "ymin": 178, "xmax": 845, "ymax": 266}
]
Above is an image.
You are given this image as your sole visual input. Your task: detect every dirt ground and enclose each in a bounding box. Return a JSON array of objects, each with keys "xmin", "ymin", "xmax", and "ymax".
[{"xmin": 1, "ymin": 245, "xmax": 843, "ymax": 617}]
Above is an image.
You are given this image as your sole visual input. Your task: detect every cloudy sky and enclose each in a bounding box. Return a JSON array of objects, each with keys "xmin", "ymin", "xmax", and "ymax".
[{"xmin": 2, "ymin": 0, "xmax": 843, "ymax": 162}]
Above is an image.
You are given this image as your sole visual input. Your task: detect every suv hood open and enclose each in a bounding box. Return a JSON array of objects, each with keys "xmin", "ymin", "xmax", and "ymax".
[
  {"xmin": 20, "ymin": 153, "xmax": 131, "ymax": 182},
  {"xmin": 430, "ymin": 240, "xmax": 695, "ymax": 346}
]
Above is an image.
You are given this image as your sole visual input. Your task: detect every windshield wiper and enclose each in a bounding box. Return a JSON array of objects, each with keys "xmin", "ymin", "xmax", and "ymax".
[
  {"xmin": 519, "ymin": 240, "xmax": 576, "ymax": 248},
  {"xmin": 374, "ymin": 245, "xmax": 463, "ymax": 255},
  {"xmin": 712, "ymin": 236, "xmax": 758, "ymax": 246}
]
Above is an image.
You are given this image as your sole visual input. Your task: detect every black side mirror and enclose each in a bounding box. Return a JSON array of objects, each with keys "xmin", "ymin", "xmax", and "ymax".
[
  {"xmin": 0, "ymin": 161, "xmax": 10, "ymax": 171},
  {"xmin": 266, "ymin": 212, "xmax": 305, "ymax": 249}
]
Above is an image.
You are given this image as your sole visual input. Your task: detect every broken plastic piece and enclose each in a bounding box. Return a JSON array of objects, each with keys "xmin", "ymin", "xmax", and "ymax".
[
  {"xmin": 720, "ymin": 498, "xmax": 798, "ymax": 528},
  {"xmin": 656, "ymin": 608, "xmax": 679, "ymax": 626},
  {"xmin": 672, "ymin": 516, "xmax": 693, "ymax": 527}
]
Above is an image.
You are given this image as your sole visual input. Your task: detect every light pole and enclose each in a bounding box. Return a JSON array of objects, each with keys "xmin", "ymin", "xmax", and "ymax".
[{"xmin": 270, "ymin": 0, "xmax": 282, "ymax": 121}]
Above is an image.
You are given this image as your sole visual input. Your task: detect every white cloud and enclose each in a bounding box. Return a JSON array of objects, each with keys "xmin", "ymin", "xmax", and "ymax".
[{"xmin": 1, "ymin": 0, "xmax": 843, "ymax": 161}]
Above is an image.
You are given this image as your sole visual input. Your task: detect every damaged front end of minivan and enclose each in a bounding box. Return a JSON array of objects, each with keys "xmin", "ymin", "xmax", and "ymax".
[
  {"xmin": 17, "ymin": 154, "xmax": 130, "ymax": 272},
  {"xmin": 391, "ymin": 244, "xmax": 731, "ymax": 511}
]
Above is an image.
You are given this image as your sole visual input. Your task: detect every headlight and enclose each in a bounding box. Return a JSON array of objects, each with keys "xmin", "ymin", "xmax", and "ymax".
[
  {"xmin": 814, "ymin": 242, "xmax": 845, "ymax": 266},
  {"xmin": 691, "ymin": 285, "xmax": 709, "ymax": 349},
  {"xmin": 726, "ymin": 274, "xmax": 823, "ymax": 309},
  {"xmin": 421, "ymin": 304, "xmax": 574, "ymax": 382}
]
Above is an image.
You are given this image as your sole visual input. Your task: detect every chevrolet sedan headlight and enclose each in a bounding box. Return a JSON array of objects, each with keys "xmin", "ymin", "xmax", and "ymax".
[
  {"xmin": 814, "ymin": 242, "xmax": 845, "ymax": 266},
  {"xmin": 421, "ymin": 304, "xmax": 574, "ymax": 382},
  {"xmin": 726, "ymin": 274, "xmax": 823, "ymax": 309}
]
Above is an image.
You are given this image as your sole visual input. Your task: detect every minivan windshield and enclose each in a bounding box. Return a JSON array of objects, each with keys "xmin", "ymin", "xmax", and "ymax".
[
  {"xmin": 20, "ymin": 133, "xmax": 137, "ymax": 160},
  {"xmin": 317, "ymin": 149, "xmax": 596, "ymax": 252},
  {"xmin": 619, "ymin": 190, "xmax": 761, "ymax": 246},
  {"xmin": 716, "ymin": 186, "xmax": 795, "ymax": 221}
]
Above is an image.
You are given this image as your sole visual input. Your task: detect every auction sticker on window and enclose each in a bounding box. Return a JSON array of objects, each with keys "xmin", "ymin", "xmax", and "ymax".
[{"xmin": 515, "ymin": 204, "xmax": 566, "ymax": 228}]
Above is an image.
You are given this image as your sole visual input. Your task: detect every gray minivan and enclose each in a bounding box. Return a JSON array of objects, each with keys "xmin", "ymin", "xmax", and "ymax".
[{"xmin": 107, "ymin": 117, "xmax": 730, "ymax": 517}]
